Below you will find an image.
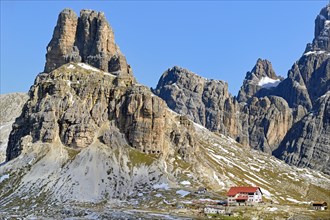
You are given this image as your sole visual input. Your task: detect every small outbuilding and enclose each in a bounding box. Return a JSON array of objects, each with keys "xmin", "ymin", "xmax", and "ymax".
[
  {"xmin": 195, "ymin": 187, "xmax": 207, "ymax": 194},
  {"xmin": 311, "ymin": 201, "xmax": 327, "ymax": 210},
  {"xmin": 204, "ymin": 205, "xmax": 225, "ymax": 214}
]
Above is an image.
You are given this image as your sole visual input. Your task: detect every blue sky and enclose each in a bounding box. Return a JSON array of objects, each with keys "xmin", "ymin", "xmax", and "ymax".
[{"xmin": 0, "ymin": 1, "xmax": 327, "ymax": 96}]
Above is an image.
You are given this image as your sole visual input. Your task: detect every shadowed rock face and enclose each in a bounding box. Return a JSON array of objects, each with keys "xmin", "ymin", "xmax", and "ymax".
[
  {"xmin": 270, "ymin": 5, "xmax": 330, "ymax": 174},
  {"xmin": 243, "ymin": 96, "xmax": 293, "ymax": 153},
  {"xmin": 306, "ymin": 4, "xmax": 330, "ymax": 52},
  {"xmin": 274, "ymin": 92, "xmax": 330, "ymax": 174},
  {"xmin": 153, "ymin": 66, "xmax": 243, "ymax": 141},
  {"xmin": 44, "ymin": 9, "xmax": 132, "ymax": 75},
  {"xmin": 272, "ymin": 53, "xmax": 329, "ymax": 115},
  {"xmin": 272, "ymin": 5, "xmax": 330, "ymax": 113}
]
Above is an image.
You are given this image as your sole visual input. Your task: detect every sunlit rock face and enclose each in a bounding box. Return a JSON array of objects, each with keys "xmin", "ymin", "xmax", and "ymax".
[{"xmin": 44, "ymin": 9, "xmax": 132, "ymax": 75}]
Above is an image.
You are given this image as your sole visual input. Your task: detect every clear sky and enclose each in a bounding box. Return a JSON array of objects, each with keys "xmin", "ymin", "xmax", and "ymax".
[{"xmin": 0, "ymin": 1, "xmax": 327, "ymax": 96}]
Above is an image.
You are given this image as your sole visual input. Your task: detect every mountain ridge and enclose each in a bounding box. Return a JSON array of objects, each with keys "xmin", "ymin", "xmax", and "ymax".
[{"xmin": 155, "ymin": 4, "xmax": 330, "ymax": 174}]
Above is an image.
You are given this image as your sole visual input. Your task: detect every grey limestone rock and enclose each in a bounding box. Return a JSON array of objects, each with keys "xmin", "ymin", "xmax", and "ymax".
[
  {"xmin": 274, "ymin": 92, "xmax": 330, "ymax": 174},
  {"xmin": 273, "ymin": 4, "xmax": 330, "ymax": 112},
  {"xmin": 305, "ymin": 4, "xmax": 330, "ymax": 52},
  {"xmin": 243, "ymin": 96, "xmax": 293, "ymax": 153},
  {"xmin": 154, "ymin": 66, "xmax": 244, "ymax": 142}
]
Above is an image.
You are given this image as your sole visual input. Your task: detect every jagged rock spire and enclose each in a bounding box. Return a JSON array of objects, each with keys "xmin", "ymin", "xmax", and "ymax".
[
  {"xmin": 237, "ymin": 59, "xmax": 281, "ymax": 102},
  {"xmin": 305, "ymin": 4, "xmax": 330, "ymax": 52},
  {"xmin": 44, "ymin": 9, "xmax": 132, "ymax": 75}
]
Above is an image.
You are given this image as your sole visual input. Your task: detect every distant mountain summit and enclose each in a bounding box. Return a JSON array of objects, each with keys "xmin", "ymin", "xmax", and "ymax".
[
  {"xmin": 306, "ymin": 4, "xmax": 330, "ymax": 52},
  {"xmin": 272, "ymin": 5, "xmax": 330, "ymax": 112},
  {"xmin": 271, "ymin": 5, "xmax": 330, "ymax": 173},
  {"xmin": 155, "ymin": 4, "xmax": 330, "ymax": 174},
  {"xmin": 237, "ymin": 59, "xmax": 282, "ymax": 103}
]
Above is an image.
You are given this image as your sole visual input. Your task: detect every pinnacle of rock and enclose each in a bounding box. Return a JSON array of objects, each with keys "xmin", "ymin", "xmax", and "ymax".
[
  {"xmin": 44, "ymin": 9, "xmax": 132, "ymax": 75},
  {"xmin": 305, "ymin": 4, "xmax": 330, "ymax": 52},
  {"xmin": 249, "ymin": 58, "xmax": 277, "ymax": 79},
  {"xmin": 237, "ymin": 59, "xmax": 281, "ymax": 102}
]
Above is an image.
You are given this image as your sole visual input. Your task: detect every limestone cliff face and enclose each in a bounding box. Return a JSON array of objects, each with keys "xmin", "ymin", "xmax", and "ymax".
[
  {"xmin": 45, "ymin": 9, "xmax": 132, "ymax": 75},
  {"xmin": 274, "ymin": 92, "xmax": 330, "ymax": 174},
  {"xmin": 270, "ymin": 5, "xmax": 330, "ymax": 174},
  {"xmin": 7, "ymin": 63, "xmax": 196, "ymax": 162},
  {"xmin": 243, "ymin": 96, "xmax": 293, "ymax": 153},
  {"xmin": 273, "ymin": 52, "xmax": 329, "ymax": 115}
]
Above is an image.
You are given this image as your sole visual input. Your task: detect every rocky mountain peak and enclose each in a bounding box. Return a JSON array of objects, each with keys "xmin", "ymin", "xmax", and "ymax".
[
  {"xmin": 248, "ymin": 58, "xmax": 277, "ymax": 79},
  {"xmin": 237, "ymin": 59, "xmax": 281, "ymax": 102},
  {"xmin": 155, "ymin": 66, "xmax": 209, "ymax": 93},
  {"xmin": 305, "ymin": 4, "xmax": 330, "ymax": 52},
  {"xmin": 45, "ymin": 9, "xmax": 132, "ymax": 75},
  {"xmin": 273, "ymin": 4, "xmax": 330, "ymax": 112},
  {"xmin": 154, "ymin": 66, "xmax": 244, "ymax": 142}
]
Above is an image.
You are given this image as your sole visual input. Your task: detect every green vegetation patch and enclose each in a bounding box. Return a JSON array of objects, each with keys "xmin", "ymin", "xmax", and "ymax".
[
  {"xmin": 64, "ymin": 147, "xmax": 80, "ymax": 160},
  {"xmin": 306, "ymin": 184, "xmax": 330, "ymax": 203},
  {"xmin": 128, "ymin": 149, "xmax": 158, "ymax": 166}
]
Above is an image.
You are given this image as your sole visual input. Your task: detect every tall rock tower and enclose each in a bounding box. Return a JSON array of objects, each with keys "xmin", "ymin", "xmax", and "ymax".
[{"xmin": 44, "ymin": 9, "xmax": 132, "ymax": 75}]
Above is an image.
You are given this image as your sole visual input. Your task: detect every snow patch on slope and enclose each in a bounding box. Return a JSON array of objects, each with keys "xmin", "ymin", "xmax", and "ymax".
[
  {"xmin": 180, "ymin": 180, "xmax": 191, "ymax": 185},
  {"xmin": 68, "ymin": 64, "xmax": 75, "ymax": 69},
  {"xmin": 260, "ymin": 187, "xmax": 272, "ymax": 200},
  {"xmin": 258, "ymin": 77, "xmax": 280, "ymax": 88},
  {"xmin": 153, "ymin": 183, "xmax": 170, "ymax": 190},
  {"xmin": 176, "ymin": 190, "xmax": 190, "ymax": 197},
  {"xmin": 77, "ymin": 63, "xmax": 101, "ymax": 72},
  {"xmin": 304, "ymin": 50, "xmax": 330, "ymax": 56},
  {"xmin": 0, "ymin": 174, "xmax": 9, "ymax": 183}
]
